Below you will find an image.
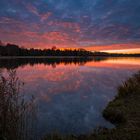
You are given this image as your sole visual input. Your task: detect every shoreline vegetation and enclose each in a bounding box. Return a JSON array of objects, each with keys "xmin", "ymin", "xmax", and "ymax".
[
  {"xmin": 0, "ymin": 70, "xmax": 37, "ymax": 140},
  {"xmin": 0, "ymin": 43, "xmax": 140, "ymax": 57},
  {"xmin": 43, "ymin": 71, "xmax": 140, "ymax": 140}
]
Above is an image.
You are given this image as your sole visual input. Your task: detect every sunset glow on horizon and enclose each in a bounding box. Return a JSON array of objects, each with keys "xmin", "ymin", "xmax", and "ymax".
[{"xmin": 102, "ymin": 48, "xmax": 140, "ymax": 54}]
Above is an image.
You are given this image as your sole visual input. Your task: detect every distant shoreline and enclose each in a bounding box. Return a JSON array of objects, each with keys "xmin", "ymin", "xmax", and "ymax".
[
  {"xmin": 0, "ymin": 56, "xmax": 94, "ymax": 59},
  {"xmin": 1, "ymin": 44, "xmax": 140, "ymax": 58},
  {"xmin": 0, "ymin": 55, "xmax": 140, "ymax": 59}
]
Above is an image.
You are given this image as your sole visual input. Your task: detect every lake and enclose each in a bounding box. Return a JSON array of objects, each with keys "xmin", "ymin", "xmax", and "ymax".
[{"xmin": 0, "ymin": 57, "xmax": 140, "ymax": 139}]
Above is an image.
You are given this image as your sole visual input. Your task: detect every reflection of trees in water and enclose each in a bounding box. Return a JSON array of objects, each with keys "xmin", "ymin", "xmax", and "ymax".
[
  {"xmin": 0, "ymin": 57, "xmax": 108, "ymax": 69},
  {"xmin": 0, "ymin": 70, "xmax": 37, "ymax": 140}
]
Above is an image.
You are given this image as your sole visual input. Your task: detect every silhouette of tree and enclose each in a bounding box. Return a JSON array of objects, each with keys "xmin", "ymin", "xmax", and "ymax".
[
  {"xmin": 0, "ymin": 43, "xmax": 94, "ymax": 56},
  {"xmin": 0, "ymin": 42, "xmax": 140, "ymax": 57}
]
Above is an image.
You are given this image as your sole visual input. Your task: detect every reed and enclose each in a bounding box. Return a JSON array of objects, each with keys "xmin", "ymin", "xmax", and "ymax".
[{"xmin": 0, "ymin": 70, "xmax": 37, "ymax": 140}]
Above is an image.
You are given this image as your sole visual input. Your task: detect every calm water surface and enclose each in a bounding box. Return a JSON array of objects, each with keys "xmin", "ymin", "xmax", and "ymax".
[{"xmin": 1, "ymin": 57, "xmax": 140, "ymax": 139}]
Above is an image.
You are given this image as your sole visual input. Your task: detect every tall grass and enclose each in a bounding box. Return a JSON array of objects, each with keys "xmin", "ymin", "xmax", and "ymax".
[{"xmin": 0, "ymin": 70, "xmax": 37, "ymax": 140}]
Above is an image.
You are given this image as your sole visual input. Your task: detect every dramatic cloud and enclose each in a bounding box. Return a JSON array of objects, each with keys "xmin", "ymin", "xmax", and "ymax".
[{"xmin": 0, "ymin": 0, "xmax": 140, "ymax": 50}]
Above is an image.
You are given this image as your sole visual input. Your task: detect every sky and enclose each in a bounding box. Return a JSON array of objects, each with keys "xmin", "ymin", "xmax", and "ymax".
[{"xmin": 0, "ymin": 0, "xmax": 140, "ymax": 52}]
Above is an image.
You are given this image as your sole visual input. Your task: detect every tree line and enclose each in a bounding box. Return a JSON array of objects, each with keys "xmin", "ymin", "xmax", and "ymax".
[
  {"xmin": 0, "ymin": 43, "xmax": 94, "ymax": 56},
  {"xmin": 0, "ymin": 42, "xmax": 140, "ymax": 57}
]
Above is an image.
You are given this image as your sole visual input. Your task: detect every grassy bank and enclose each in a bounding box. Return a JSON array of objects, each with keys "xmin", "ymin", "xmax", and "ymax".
[{"xmin": 43, "ymin": 71, "xmax": 140, "ymax": 140}]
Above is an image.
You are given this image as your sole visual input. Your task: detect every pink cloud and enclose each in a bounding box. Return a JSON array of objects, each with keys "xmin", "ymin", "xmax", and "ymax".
[
  {"xmin": 48, "ymin": 21, "xmax": 81, "ymax": 33},
  {"xmin": 42, "ymin": 31, "xmax": 69, "ymax": 41},
  {"xmin": 40, "ymin": 12, "xmax": 52, "ymax": 22},
  {"xmin": 26, "ymin": 4, "xmax": 51, "ymax": 22},
  {"xmin": 26, "ymin": 4, "xmax": 39, "ymax": 16}
]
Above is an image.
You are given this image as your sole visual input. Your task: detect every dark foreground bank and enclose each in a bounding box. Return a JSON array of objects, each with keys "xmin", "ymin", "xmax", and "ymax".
[{"xmin": 43, "ymin": 71, "xmax": 140, "ymax": 140}]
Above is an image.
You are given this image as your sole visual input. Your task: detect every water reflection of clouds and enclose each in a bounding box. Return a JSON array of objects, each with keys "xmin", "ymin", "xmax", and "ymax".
[
  {"xmin": 17, "ymin": 61, "xmax": 140, "ymax": 103},
  {"xmin": 13, "ymin": 58, "xmax": 140, "ymax": 136}
]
